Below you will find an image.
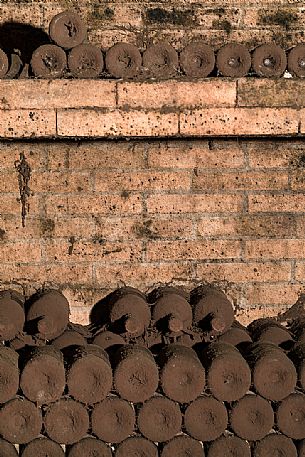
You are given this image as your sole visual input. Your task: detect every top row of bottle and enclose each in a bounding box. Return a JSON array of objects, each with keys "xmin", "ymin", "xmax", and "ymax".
[{"xmin": 0, "ymin": 10, "xmax": 305, "ymax": 79}]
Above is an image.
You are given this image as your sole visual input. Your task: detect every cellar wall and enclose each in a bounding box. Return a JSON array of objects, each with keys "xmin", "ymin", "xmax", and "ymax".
[
  {"xmin": 1, "ymin": 138, "xmax": 304, "ymax": 325},
  {"xmin": 2, "ymin": 0, "xmax": 305, "ymax": 52}
]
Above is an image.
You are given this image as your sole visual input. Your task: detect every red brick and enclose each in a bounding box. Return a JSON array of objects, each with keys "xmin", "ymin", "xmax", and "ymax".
[
  {"xmin": 180, "ymin": 108, "xmax": 299, "ymax": 136},
  {"xmin": 249, "ymin": 194, "xmax": 305, "ymax": 213},
  {"xmin": 118, "ymin": 80, "xmax": 236, "ymax": 109},
  {"xmin": 94, "ymin": 171, "xmax": 191, "ymax": 192},
  {"xmin": 0, "ymin": 194, "xmax": 40, "ymax": 216},
  {"xmin": 0, "ymin": 80, "xmax": 116, "ymax": 110},
  {"xmin": 238, "ymin": 79, "xmax": 305, "ymax": 107},
  {"xmin": 0, "ymin": 216, "xmax": 43, "ymax": 240},
  {"xmin": 95, "ymin": 216, "xmax": 194, "ymax": 240},
  {"xmin": 291, "ymin": 170, "xmax": 305, "ymax": 191},
  {"xmin": 0, "ymin": 264, "xmax": 93, "ymax": 285},
  {"xmin": 52, "ymin": 217, "xmax": 96, "ymax": 239},
  {"xmin": 91, "ymin": 3, "xmax": 143, "ymax": 27},
  {"xmin": 0, "ymin": 143, "xmax": 46, "ymax": 171},
  {"xmin": 95, "ymin": 262, "xmax": 194, "ymax": 288},
  {"xmin": 197, "ymin": 261, "xmax": 291, "ymax": 283},
  {"xmin": 296, "ymin": 216, "xmax": 305, "ymax": 237},
  {"xmin": 147, "ymin": 240, "xmax": 242, "ymax": 261},
  {"xmin": 69, "ymin": 142, "xmax": 146, "ymax": 170},
  {"xmin": 146, "ymin": 194, "xmax": 244, "ymax": 214},
  {"xmin": 246, "ymin": 141, "xmax": 302, "ymax": 169},
  {"xmin": 87, "ymin": 28, "xmax": 140, "ymax": 50},
  {"xmin": 132, "ymin": 217, "xmax": 194, "ymax": 240},
  {"xmin": 245, "ymin": 240, "xmax": 305, "ymax": 259},
  {"xmin": 295, "ymin": 263, "xmax": 305, "ymax": 282},
  {"xmin": 30, "ymin": 172, "xmax": 92, "ymax": 193},
  {"xmin": 45, "ymin": 194, "xmax": 143, "ymax": 216},
  {"xmin": 0, "ymin": 241, "xmax": 41, "ymax": 262},
  {"xmin": 0, "ymin": 4, "xmax": 42, "ymax": 27},
  {"xmin": 236, "ymin": 306, "xmax": 290, "ymax": 327},
  {"xmin": 57, "ymin": 109, "xmax": 178, "ymax": 137},
  {"xmin": 0, "ymin": 110, "xmax": 56, "ymax": 138},
  {"xmin": 147, "ymin": 141, "xmax": 244, "ymax": 169},
  {"xmin": 298, "ymin": 109, "xmax": 305, "ymax": 134},
  {"xmin": 245, "ymin": 283, "xmax": 302, "ymax": 306},
  {"xmin": 197, "ymin": 215, "xmax": 296, "ymax": 238},
  {"xmin": 43, "ymin": 240, "xmax": 142, "ymax": 262},
  {"xmin": 69, "ymin": 307, "xmax": 91, "ymax": 325},
  {"xmin": 193, "ymin": 171, "xmax": 288, "ymax": 191},
  {"xmin": 0, "ymin": 173, "xmax": 19, "ymax": 193}
]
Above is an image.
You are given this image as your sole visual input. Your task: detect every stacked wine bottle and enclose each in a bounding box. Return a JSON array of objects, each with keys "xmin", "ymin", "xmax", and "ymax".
[
  {"xmin": 0, "ymin": 286, "xmax": 305, "ymax": 456},
  {"xmin": 0, "ymin": 10, "xmax": 305, "ymax": 79}
]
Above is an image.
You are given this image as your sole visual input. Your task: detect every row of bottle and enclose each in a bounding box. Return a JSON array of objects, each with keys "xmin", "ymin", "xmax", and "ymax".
[
  {"xmin": 1, "ymin": 9, "xmax": 305, "ymax": 79},
  {"xmin": 2, "ymin": 337, "xmax": 305, "ymax": 406},
  {"xmin": 0, "ymin": 286, "xmax": 236, "ymax": 344},
  {"xmin": 28, "ymin": 40, "xmax": 305, "ymax": 80},
  {"xmin": 2, "ymin": 432, "xmax": 305, "ymax": 457},
  {"xmin": 1, "ymin": 389, "xmax": 305, "ymax": 446},
  {"xmin": 4, "ymin": 286, "xmax": 304, "ymax": 349}
]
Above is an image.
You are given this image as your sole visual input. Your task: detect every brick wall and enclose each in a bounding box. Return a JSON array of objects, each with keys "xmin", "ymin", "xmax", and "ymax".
[
  {"xmin": 2, "ymin": 0, "xmax": 305, "ymax": 53},
  {"xmin": 1, "ymin": 0, "xmax": 305, "ymax": 325},
  {"xmin": 1, "ymin": 138, "xmax": 304, "ymax": 325}
]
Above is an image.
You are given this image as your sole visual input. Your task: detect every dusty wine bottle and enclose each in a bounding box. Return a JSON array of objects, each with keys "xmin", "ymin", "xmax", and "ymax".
[
  {"xmin": 191, "ymin": 285, "xmax": 234, "ymax": 336},
  {"xmin": 0, "ymin": 346, "xmax": 19, "ymax": 403},
  {"xmin": 289, "ymin": 342, "xmax": 305, "ymax": 390},
  {"xmin": 230, "ymin": 394, "xmax": 274, "ymax": 441},
  {"xmin": 0, "ymin": 397, "xmax": 42, "ymax": 444},
  {"xmin": 200, "ymin": 341, "xmax": 251, "ymax": 401},
  {"xmin": 0, "ymin": 48, "xmax": 9, "ymax": 77},
  {"xmin": 245, "ymin": 342, "xmax": 296, "ymax": 401},
  {"xmin": 113, "ymin": 344, "xmax": 159, "ymax": 402},
  {"xmin": 115, "ymin": 436, "xmax": 158, "ymax": 457},
  {"xmin": 184, "ymin": 395, "xmax": 228, "ymax": 442},
  {"xmin": 137, "ymin": 395, "xmax": 182, "ymax": 443},
  {"xmin": 68, "ymin": 44, "xmax": 104, "ymax": 78},
  {"xmin": 20, "ymin": 437, "xmax": 65, "ymax": 457},
  {"xmin": 160, "ymin": 434, "xmax": 204, "ymax": 457},
  {"xmin": 44, "ymin": 398, "xmax": 89, "ymax": 445},
  {"xmin": 49, "ymin": 11, "xmax": 87, "ymax": 49},
  {"xmin": 253, "ymin": 434, "xmax": 297, "ymax": 457},
  {"xmin": 152, "ymin": 287, "xmax": 192, "ymax": 335},
  {"xmin": 216, "ymin": 43, "xmax": 251, "ymax": 77},
  {"xmin": 66, "ymin": 344, "xmax": 112, "ymax": 404},
  {"xmin": 288, "ymin": 44, "xmax": 305, "ymax": 78},
  {"xmin": 0, "ymin": 289, "xmax": 25, "ymax": 341},
  {"xmin": 108, "ymin": 287, "xmax": 150, "ymax": 337},
  {"xmin": 91, "ymin": 396, "xmax": 135, "ymax": 443},
  {"xmin": 30, "ymin": 45, "xmax": 67, "ymax": 78},
  {"xmin": 26, "ymin": 290, "xmax": 70, "ymax": 340},
  {"xmin": 92, "ymin": 330, "xmax": 124, "ymax": 350},
  {"xmin": 249, "ymin": 318, "xmax": 294, "ymax": 349},
  {"xmin": 143, "ymin": 41, "xmax": 178, "ymax": 78},
  {"xmin": 20, "ymin": 346, "xmax": 65, "ymax": 405},
  {"xmin": 252, "ymin": 44, "xmax": 287, "ymax": 77},
  {"xmin": 207, "ymin": 435, "xmax": 251, "ymax": 457},
  {"xmin": 180, "ymin": 41, "xmax": 215, "ymax": 77},
  {"xmin": 52, "ymin": 329, "xmax": 87, "ymax": 350},
  {"xmin": 66, "ymin": 437, "xmax": 112, "ymax": 457},
  {"xmin": 105, "ymin": 43, "xmax": 142, "ymax": 78},
  {"xmin": 218, "ymin": 326, "xmax": 252, "ymax": 347},
  {"xmin": 158, "ymin": 344, "xmax": 205, "ymax": 403},
  {"xmin": 0, "ymin": 439, "xmax": 18, "ymax": 457},
  {"xmin": 276, "ymin": 392, "xmax": 305, "ymax": 440},
  {"xmin": 289, "ymin": 316, "xmax": 305, "ymax": 343}
]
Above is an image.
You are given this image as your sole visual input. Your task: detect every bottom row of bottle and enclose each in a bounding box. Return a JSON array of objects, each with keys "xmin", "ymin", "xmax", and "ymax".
[{"xmin": 2, "ymin": 433, "xmax": 305, "ymax": 457}]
